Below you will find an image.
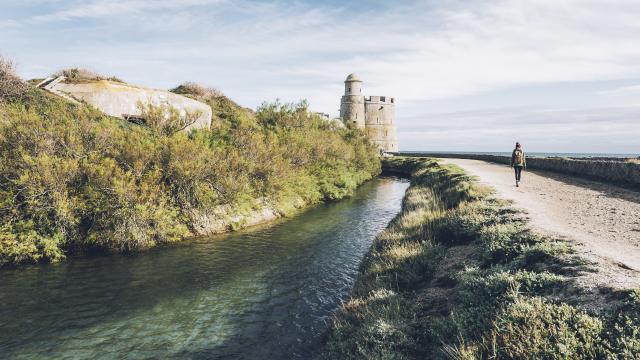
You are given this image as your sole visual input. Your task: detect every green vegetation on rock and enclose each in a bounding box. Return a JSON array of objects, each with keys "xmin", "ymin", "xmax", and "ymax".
[
  {"xmin": 0, "ymin": 68, "xmax": 380, "ymax": 267},
  {"xmin": 53, "ymin": 67, "xmax": 125, "ymax": 83},
  {"xmin": 321, "ymin": 157, "xmax": 640, "ymax": 359}
]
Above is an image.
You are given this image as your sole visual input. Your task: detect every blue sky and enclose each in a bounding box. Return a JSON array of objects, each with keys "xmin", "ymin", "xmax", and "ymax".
[{"xmin": 1, "ymin": 0, "xmax": 639, "ymax": 153}]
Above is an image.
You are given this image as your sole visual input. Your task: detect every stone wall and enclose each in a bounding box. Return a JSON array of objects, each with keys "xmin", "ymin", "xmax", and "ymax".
[
  {"xmin": 340, "ymin": 94, "xmax": 365, "ymax": 128},
  {"xmin": 364, "ymin": 96, "xmax": 398, "ymax": 152},
  {"xmin": 395, "ymin": 152, "xmax": 640, "ymax": 191}
]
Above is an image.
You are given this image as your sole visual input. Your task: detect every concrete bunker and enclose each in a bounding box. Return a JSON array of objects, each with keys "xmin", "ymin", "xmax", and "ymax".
[{"xmin": 38, "ymin": 76, "xmax": 213, "ymax": 132}]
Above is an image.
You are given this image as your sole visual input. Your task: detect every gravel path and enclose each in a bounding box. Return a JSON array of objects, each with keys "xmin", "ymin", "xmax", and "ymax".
[{"xmin": 441, "ymin": 158, "xmax": 640, "ymax": 290}]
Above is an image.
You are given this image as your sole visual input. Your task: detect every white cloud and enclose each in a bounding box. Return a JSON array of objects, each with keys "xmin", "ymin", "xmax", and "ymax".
[
  {"xmin": 6, "ymin": 0, "xmax": 640, "ymax": 102},
  {"xmin": 4, "ymin": 0, "xmax": 225, "ymax": 24},
  {"xmin": 597, "ymin": 85, "xmax": 640, "ymax": 98},
  {"xmin": 2, "ymin": 0, "xmax": 640, "ymax": 153}
]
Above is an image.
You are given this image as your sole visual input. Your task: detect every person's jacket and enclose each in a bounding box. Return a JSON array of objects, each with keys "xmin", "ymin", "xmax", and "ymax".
[{"xmin": 511, "ymin": 148, "xmax": 526, "ymax": 167}]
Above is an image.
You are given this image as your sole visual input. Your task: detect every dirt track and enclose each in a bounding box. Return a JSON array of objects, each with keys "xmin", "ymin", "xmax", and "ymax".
[{"xmin": 441, "ymin": 158, "xmax": 640, "ymax": 290}]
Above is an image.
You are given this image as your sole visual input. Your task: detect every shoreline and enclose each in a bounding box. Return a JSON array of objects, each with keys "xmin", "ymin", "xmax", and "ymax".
[{"xmin": 1, "ymin": 175, "xmax": 379, "ymax": 269}]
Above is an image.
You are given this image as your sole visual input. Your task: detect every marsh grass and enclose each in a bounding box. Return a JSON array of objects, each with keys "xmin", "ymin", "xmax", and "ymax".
[{"xmin": 320, "ymin": 157, "xmax": 640, "ymax": 359}]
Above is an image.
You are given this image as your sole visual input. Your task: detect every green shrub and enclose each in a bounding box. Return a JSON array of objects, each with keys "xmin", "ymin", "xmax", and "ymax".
[
  {"xmin": 321, "ymin": 289, "xmax": 415, "ymax": 360},
  {"xmin": 137, "ymin": 102, "xmax": 203, "ymax": 135},
  {"xmin": 53, "ymin": 67, "xmax": 124, "ymax": 83},
  {"xmin": 0, "ymin": 221, "xmax": 65, "ymax": 266},
  {"xmin": 599, "ymin": 290, "xmax": 640, "ymax": 358},
  {"xmin": 487, "ymin": 297, "xmax": 603, "ymax": 359},
  {"xmin": 0, "ymin": 80, "xmax": 380, "ymax": 266},
  {"xmin": 0, "ymin": 57, "xmax": 30, "ymax": 103}
]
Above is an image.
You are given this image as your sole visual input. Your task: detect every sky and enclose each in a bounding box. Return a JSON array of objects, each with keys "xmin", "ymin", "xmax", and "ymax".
[{"xmin": 1, "ymin": 0, "xmax": 639, "ymax": 153}]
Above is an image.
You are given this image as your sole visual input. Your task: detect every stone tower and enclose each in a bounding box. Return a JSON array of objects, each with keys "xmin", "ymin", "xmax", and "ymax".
[
  {"xmin": 340, "ymin": 73, "xmax": 366, "ymax": 128},
  {"xmin": 339, "ymin": 74, "xmax": 398, "ymax": 153}
]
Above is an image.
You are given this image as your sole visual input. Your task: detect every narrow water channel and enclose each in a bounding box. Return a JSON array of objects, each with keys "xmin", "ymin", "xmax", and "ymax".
[{"xmin": 0, "ymin": 177, "xmax": 409, "ymax": 360}]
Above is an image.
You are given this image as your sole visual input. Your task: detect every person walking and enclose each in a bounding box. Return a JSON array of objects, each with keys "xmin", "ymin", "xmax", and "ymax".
[{"xmin": 511, "ymin": 142, "xmax": 526, "ymax": 187}]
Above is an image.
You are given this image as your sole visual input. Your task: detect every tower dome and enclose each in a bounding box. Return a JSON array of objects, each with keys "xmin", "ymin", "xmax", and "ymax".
[
  {"xmin": 345, "ymin": 73, "xmax": 362, "ymax": 82},
  {"xmin": 343, "ymin": 73, "xmax": 363, "ymax": 96}
]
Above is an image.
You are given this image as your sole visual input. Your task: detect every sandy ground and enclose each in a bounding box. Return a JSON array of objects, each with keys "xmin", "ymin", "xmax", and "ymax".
[{"xmin": 441, "ymin": 158, "xmax": 640, "ymax": 291}]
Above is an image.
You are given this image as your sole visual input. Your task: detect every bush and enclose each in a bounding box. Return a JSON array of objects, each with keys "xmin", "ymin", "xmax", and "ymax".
[
  {"xmin": 53, "ymin": 67, "xmax": 124, "ymax": 83},
  {"xmin": 0, "ymin": 57, "xmax": 29, "ymax": 102},
  {"xmin": 487, "ymin": 297, "xmax": 603, "ymax": 359},
  {"xmin": 0, "ymin": 221, "xmax": 65, "ymax": 266},
  {"xmin": 137, "ymin": 101, "xmax": 203, "ymax": 135},
  {"xmin": 321, "ymin": 289, "xmax": 416, "ymax": 360},
  {"xmin": 170, "ymin": 82, "xmax": 224, "ymax": 100},
  {"xmin": 170, "ymin": 82, "xmax": 253, "ymax": 128},
  {"xmin": 0, "ymin": 83, "xmax": 380, "ymax": 266}
]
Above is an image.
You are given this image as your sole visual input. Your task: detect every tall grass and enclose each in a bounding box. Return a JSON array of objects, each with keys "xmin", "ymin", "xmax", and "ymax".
[{"xmin": 321, "ymin": 157, "xmax": 640, "ymax": 359}]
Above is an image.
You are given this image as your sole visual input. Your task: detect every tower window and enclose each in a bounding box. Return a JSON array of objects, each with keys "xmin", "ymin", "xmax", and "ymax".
[
  {"xmin": 348, "ymin": 87, "xmax": 351, "ymax": 94},
  {"xmin": 381, "ymin": 96, "xmax": 386, "ymax": 102}
]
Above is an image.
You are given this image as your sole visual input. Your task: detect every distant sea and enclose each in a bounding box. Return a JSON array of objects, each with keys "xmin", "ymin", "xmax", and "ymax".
[{"xmin": 399, "ymin": 151, "xmax": 640, "ymax": 159}]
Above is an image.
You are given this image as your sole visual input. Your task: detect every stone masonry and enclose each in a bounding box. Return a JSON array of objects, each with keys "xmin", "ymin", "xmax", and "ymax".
[{"xmin": 339, "ymin": 74, "xmax": 398, "ymax": 152}]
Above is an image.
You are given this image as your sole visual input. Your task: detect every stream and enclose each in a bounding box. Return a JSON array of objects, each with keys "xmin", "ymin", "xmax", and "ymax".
[{"xmin": 0, "ymin": 177, "xmax": 409, "ymax": 359}]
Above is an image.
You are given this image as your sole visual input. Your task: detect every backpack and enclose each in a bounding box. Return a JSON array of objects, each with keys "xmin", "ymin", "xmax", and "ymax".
[{"xmin": 514, "ymin": 149, "xmax": 524, "ymax": 165}]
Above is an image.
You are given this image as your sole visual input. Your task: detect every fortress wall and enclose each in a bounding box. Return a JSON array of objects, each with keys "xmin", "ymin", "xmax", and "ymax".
[
  {"xmin": 49, "ymin": 79, "xmax": 212, "ymax": 131},
  {"xmin": 340, "ymin": 95, "xmax": 366, "ymax": 128},
  {"xmin": 395, "ymin": 152, "xmax": 640, "ymax": 191},
  {"xmin": 366, "ymin": 125, "xmax": 398, "ymax": 152},
  {"xmin": 369, "ymin": 139, "xmax": 399, "ymax": 152},
  {"xmin": 364, "ymin": 99, "xmax": 394, "ymax": 125},
  {"xmin": 365, "ymin": 96, "xmax": 394, "ymax": 104},
  {"xmin": 364, "ymin": 98, "xmax": 397, "ymax": 152}
]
